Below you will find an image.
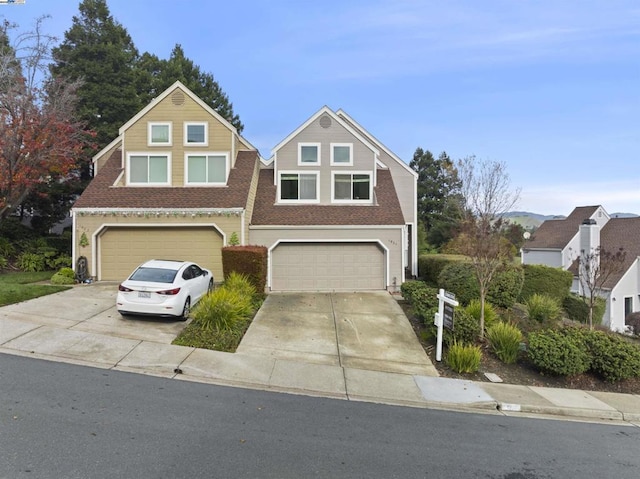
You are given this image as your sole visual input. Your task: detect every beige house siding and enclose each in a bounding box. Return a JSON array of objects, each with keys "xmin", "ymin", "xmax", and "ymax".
[
  {"xmin": 243, "ymin": 159, "xmax": 261, "ymax": 244},
  {"xmin": 250, "ymin": 226, "xmax": 404, "ymax": 291},
  {"xmin": 122, "ymin": 92, "xmax": 234, "ymax": 186},
  {"xmin": 379, "ymin": 151, "xmax": 415, "ymax": 225},
  {"xmin": 95, "ymin": 141, "xmax": 122, "ymax": 174},
  {"xmin": 75, "ymin": 213, "xmax": 243, "ymax": 280},
  {"xmin": 275, "ymin": 116, "xmax": 377, "ymax": 204}
]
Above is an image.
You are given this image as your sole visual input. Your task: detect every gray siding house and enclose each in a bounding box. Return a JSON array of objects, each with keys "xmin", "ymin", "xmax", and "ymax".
[{"xmin": 250, "ymin": 106, "xmax": 417, "ymax": 292}]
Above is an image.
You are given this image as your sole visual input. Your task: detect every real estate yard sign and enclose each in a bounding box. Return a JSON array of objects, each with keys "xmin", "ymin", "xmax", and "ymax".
[{"xmin": 434, "ymin": 289, "xmax": 458, "ymax": 362}]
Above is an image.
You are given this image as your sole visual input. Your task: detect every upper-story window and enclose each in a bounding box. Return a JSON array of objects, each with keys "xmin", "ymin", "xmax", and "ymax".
[
  {"xmin": 184, "ymin": 122, "xmax": 208, "ymax": 146},
  {"xmin": 127, "ymin": 153, "xmax": 171, "ymax": 185},
  {"xmin": 331, "ymin": 143, "xmax": 353, "ymax": 166},
  {"xmin": 279, "ymin": 171, "xmax": 319, "ymax": 202},
  {"xmin": 148, "ymin": 122, "xmax": 172, "ymax": 146},
  {"xmin": 185, "ymin": 153, "xmax": 228, "ymax": 185},
  {"xmin": 333, "ymin": 172, "xmax": 371, "ymax": 202},
  {"xmin": 298, "ymin": 143, "xmax": 321, "ymax": 166}
]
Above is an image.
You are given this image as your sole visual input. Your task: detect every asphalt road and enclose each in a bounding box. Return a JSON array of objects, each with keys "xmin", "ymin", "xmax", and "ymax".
[{"xmin": 1, "ymin": 353, "xmax": 639, "ymax": 479}]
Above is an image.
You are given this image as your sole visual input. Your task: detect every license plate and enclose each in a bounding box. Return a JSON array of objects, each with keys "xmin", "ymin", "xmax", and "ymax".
[{"xmin": 138, "ymin": 291, "xmax": 151, "ymax": 298}]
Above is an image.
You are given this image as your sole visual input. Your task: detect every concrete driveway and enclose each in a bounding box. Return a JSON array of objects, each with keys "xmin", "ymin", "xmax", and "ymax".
[{"xmin": 237, "ymin": 292, "xmax": 437, "ymax": 376}]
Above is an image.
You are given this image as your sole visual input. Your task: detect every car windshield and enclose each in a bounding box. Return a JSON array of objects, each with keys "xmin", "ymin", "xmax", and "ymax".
[{"xmin": 129, "ymin": 267, "xmax": 178, "ymax": 283}]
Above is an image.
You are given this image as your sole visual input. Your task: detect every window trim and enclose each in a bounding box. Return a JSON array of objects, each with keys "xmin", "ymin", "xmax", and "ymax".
[
  {"xmin": 126, "ymin": 152, "xmax": 172, "ymax": 186},
  {"xmin": 184, "ymin": 152, "xmax": 229, "ymax": 186},
  {"xmin": 147, "ymin": 122, "xmax": 172, "ymax": 146},
  {"xmin": 330, "ymin": 142, "xmax": 353, "ymax": 166},
  {"xmin": 278, "ymin": 170, "xmax": 320, "ymax": 203},
  {"xmin": 297, "ymin": 142, "xmax": 321, "ymax": 166},
  {"xmin": 331, "ymin": 171, "xmax": 372, "ymax": 203},
  {"xmin": 184, "ymin": 121, "xmax": 208, "ymax": 147}
]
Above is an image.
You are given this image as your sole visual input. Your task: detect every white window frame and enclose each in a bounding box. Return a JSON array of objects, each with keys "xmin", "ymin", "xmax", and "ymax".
[
  {"xmin": 278, "ymin": 170, "xmax": 320, "ymax": 203},
  {"xmin": 298, "ymin": 142, "xmax": 321, "ymax": 166},
  {"xmin": 184, "ymin": 152, "xmax": 229, "ymax": 186},
  {"xmin": 330, "ymin": 142, "xmax": 353, "ymax": 166},
  {"xmin": 147, "ymin": 122, "xmax": 172, "ymax": 146},
  {"xmin": 126, "ymin": 152, "xmax": 172, "ymax": 186},
  {"xmin": 184, "ymin": 122, "xmax": 208, "ymax": 147},
  {"xmin": 331, "ymin": 171, "xmax": 372, "ymax": 203}
]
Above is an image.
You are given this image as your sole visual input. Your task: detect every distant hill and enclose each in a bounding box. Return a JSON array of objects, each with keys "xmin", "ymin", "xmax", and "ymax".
[
  {"xmin": 502, "ymin": 211, "xmax": 639, "ymax": 230},
  {"xmin": 502, "ymin": 211, "xmax": 562, "ymax": 230}
]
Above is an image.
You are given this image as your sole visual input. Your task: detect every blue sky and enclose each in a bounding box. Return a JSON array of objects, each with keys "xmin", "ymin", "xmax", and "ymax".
[{"xmin": 3, "ymin": 0, "xmax": 639, "ymax": 215}]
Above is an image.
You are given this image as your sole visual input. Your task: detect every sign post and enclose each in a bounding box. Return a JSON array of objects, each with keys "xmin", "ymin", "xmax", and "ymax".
[{"xmin": 434, "ymin": 289, "xmax": 459, "ymax": 362}]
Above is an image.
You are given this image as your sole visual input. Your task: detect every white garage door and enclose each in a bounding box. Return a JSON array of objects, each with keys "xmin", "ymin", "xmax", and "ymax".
[
  {"xmin": 99, "ymin": 227, "xmax": 223, "ymax": 281},
  {"xmin": 271, "ymin": 242, "xmax": 385, "ymax": 291}
]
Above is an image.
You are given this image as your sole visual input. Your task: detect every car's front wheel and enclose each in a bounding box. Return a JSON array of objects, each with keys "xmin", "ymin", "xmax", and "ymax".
[{"xmin": 179, "ymin": 297, "xmax": 191, "ymax": 321}]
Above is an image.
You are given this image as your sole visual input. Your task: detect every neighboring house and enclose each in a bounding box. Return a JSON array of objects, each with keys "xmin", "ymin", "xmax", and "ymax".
[
  {"xmin": 72, "ymin": 81, "xmax": 260, "ymax": 282},
  {"xmin": 522, "ymin": 205, "xmax": 640, "ymax": 332},
  {"xmin": 72, "ymin": 85, "xmax": 418, "ymax": 292},
  {"xmin": 251, "ymin": 106, "xmax": 417, "ymax": 292}
]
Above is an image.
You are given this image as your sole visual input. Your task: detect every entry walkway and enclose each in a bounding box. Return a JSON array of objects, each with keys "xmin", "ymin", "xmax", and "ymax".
[{"xmin": 0, "ymin": 283, "xmax": 639, "ymax": 423}]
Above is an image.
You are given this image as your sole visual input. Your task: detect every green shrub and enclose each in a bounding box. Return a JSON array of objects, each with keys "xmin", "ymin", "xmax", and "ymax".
[
  {"xmin": 58, "ymin": 267, "xmax": 76, "ymax": 279},
  {"xmin": 438, "ymin": 262, "xmax": 479, "ymax": 306},
  {"xmin": 527, "ymin": 329, "xmax": 590, "ymax": 376},
  {"xmin": 48, "ymin": 254, "xmax": 72, "ymax": 270},
  {"xmin": 221, "ymin": 245, "xmax": 268, "ymax": 294},
  {"xmin": 192, "ymin": 286, "xmax": 253, "ymax": 333},
  {"xmin": 401, "ymin": 280, "xmax": 439, "ymax": 322},
  {"xmin": 486, "ymin": 322, "xmax": 523, "ymax": 364},
  {"xmin": 224, "ymin": 271, "xmax": 257, "ymax": 305},
  {"xmin": 519, "ymin": 264, "xmax": 573, "ymax": 303},
  {"xmin": 51, "ymin": 272, "xmax": 76, "ymax": 285},
  {"xmin": 446, "ymin": 341, "xmax": 482, "ymax": 373},
  {"xmin": 562, "ymin": 294, "xmax": 606, "ymax": 325},
  {"xmin": 438, "ymin": 261, "xmax": 523, "ymax": 308},
  {"xmin": 526, "ymin": 294, "xmax": 562, "ymax": 323},
  {"xmin": 17, "ymin": 252, "xmax": 46, "ymax": 272},
  {"xmin": 486, "ymin": 264, "xmax": 524, "ymax": 309},
  {"xmin": 584, "ymin": 331, "xmax": 640, "ymax": 382},
  {"xmin": 418, "ymin": 255, "xmax": 459, "ymax": 286},
  {"xmin": 0, "ymin": 237, "xmax": 16, "ymax": 258},
  {"xmin": 443, "ymin": 309, "xmax": 480, "ymax": 346},
  {"xmin": 464, "ymin": 299, "xmax": 498, "ymax": 330}
]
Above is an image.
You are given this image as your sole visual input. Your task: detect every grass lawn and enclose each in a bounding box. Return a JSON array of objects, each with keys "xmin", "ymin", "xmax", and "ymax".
[{"xmin": 0, "ymin": 271, "xmax": 71, "ymax": 306}]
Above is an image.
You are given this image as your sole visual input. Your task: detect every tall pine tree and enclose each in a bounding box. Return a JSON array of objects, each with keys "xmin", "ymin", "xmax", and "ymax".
[
  {"xmin": 50, "ymin": 0, "xmax": 141, "ymax": 149},
  {"xmin": 137, "ymin": 44, "xmax": 243, "ymax": 132},
  {"xmin": 410, "ymin": 148, "xmax": 464, "ymax": 249}
]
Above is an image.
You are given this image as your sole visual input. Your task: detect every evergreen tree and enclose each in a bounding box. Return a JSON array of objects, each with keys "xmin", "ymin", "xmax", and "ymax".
[
  {"xmin": 137, "ymin": 44, "xmax": 243, "ymax": 132},
  {"xmin": 50, "ymin": 0, "xmax": 141, "ymax": 149},
  {"xmin": 410, "ymin": 148, "xmax": 463, "ymax": 249}
]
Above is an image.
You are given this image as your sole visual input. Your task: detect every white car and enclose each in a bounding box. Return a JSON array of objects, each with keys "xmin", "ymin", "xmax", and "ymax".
[{"xmin": 116, "ymin": 260, "xmax": 213, "ymax": 319}]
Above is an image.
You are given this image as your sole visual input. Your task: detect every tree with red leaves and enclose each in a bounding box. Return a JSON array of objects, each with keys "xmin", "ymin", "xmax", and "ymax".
[{"xmin": 0, "ymin": 18, "xmax": 93, "ymax": 223}]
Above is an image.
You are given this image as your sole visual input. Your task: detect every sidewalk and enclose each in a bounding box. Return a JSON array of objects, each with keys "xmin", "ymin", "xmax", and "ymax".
[{"xmin": 1, "ymin": 285, "xmax": 639, "ymax": 424}]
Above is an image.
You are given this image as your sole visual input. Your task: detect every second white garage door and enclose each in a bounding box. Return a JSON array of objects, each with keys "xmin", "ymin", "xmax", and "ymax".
[{"xmin": 271, "ymin": 242, "xmax": 385, "ymax": 291}]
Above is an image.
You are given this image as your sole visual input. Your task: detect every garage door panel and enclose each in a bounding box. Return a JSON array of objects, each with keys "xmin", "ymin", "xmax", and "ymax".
[
  {"xmin": 272, "ymin": 243, "xmax": 384, "ymax": 291},
  {"xmin": 99, "ymin": 227, "xmax": 223, "ymax": 281}
]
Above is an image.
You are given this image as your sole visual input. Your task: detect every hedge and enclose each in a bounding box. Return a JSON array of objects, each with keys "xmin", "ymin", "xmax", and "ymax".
[
  {"xmin": 418, "ymin": 255, "xmax": 461, "ymax": 286},
  {"xmin": 562, "ymin": 294, "xmax": 606, "ymax": 325},
  {"xmin": 221, "ymin": 245, "xmax": 268, "ymax": 294},
  {"xmin": 519, "ymin": 264, "xmax": 573, "ymax": 302}
]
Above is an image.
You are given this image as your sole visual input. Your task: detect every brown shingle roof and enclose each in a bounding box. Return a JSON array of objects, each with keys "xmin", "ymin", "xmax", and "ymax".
[
  {"xmin": 525, "ymin": 206, "xmax": 600, "ymax": 249},
  {"xmin": 73, "ymin": 149, "xmax": 259, "ymax": 209},
  {"xmin": 251, "ymin": 168, "xmax": 405, "ymax": 226},
  {"xmin": 599, "ymin": 217, "xmax": 640, "ymax": 289}
]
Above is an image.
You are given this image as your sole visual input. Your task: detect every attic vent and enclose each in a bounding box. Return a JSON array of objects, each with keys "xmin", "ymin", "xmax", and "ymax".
[
  {"xmin": 171, "ymin": 91, "xmax": 185, "ymax": 106},
  {"xmin": 319, "ymin": 115, "xmax": 332, "ymax": 129}
]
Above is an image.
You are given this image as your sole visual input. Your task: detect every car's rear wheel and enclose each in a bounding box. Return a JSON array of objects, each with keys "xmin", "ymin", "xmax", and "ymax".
[
  {"xmin": 207, "ymin": 279, "xmax": 214, "ymax": 294},
  {"xmin": 180, "ymin": 297, "xmax": 191, "ymax": 321}
]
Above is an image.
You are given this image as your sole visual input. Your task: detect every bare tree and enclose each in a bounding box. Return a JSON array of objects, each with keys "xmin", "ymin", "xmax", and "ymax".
[
  {"xmin": 0, "ymin": 18, "xmax": 91, "ymax": 221},
  {"xmin": 456, "ymin": 156, "xmax": 521, "ymax": 338},
  {"xmin": 576, "ymin": 246, "xmax": 626, "ymax": 329}
]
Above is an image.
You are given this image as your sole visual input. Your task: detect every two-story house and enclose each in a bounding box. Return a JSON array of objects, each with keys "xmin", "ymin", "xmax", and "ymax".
[
  {"xmin": 72, "ymin": 81, "xmax": 260, "ymax": 282},
  {"xmin": 72, "ymin": 83, "xmax": 418, "ymax": 292}
]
